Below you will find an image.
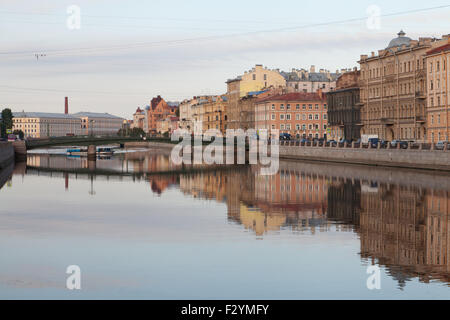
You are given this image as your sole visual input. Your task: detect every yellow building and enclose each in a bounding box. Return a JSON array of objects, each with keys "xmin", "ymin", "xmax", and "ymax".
[
  {"xmin": 425, "ymin": 36, "xmax": 450, "ymax": 142},
  {"xmin": 12, "ymin": 112, "xmax": 82, "ymax": 138},
  {"xmin": 226, "ymin": 65, "xmax": 286, "ymax": 130}
]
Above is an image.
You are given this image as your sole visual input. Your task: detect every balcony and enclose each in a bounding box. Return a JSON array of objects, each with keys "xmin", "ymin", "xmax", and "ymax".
[
  {"xmin": 415, "ymin": 91, "xmax": 426, "ymax": 99},
  {"xmin": 380, "ymin": 118, "xmax": 394, "ymax": 125},
  {"xmin": 415, "ymin": 116, "xmax": 425, "ymax": 123}
]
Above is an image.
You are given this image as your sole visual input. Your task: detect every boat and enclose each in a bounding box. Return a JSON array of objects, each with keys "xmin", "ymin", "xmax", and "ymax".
[
  {"xmin": 97, "ymin": 147, "xmax": 114, "ymax": 156},
  {"xmin": 66, "ymin": 148, "xmax": 88, "ymax": 156},
  {"xmin": 66, "ymin": 147, "xmax": 115, "ymax": 156}
]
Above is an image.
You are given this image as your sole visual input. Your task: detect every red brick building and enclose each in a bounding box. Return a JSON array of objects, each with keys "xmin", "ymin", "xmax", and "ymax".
[{"xmin": 144, "ymin": 95, "xmax": 178, "ymax": 133}]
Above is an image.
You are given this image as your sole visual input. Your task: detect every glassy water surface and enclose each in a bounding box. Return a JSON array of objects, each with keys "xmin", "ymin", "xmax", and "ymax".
[{"xmin": 0, "ymin": 146, "xmax": 449, "ymax": 299}]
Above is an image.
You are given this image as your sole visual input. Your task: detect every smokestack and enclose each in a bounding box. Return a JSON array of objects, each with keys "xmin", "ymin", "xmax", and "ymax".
[{"xmin": 65, "ymin": 97, "xmax": 68, "ymax": 114}]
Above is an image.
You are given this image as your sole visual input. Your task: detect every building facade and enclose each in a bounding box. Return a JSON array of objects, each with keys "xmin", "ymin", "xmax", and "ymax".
[
  {"xmin": 12, "ymin": 112, "xmax": 82, "ymax": 138},
  {"xmin": 144, "ymin": 96, "xmax": 178, "ymax": 134},
  {"xmin": 226, "ymin": 65, "xmax": 285, "ymax": 130},
  {"xmin": 358, "ymin": 31, "xmax": 446, "ymax": 141},
  {"xmin": 73, "ymin": 112, "xmax": 124, "ymax": 135},
  {"xmin": 327, "ymin": 69, "xmax": 361, "ymax": 141},
  {"xmin": 131, "ymin": 107, "xmax": 146, "ymax": 130},
  {"xmin": 281, "ymin": 66, "xmax": 342, "ymax": 93},
  {"xmin": 425, "ymin": 36, "xmax": 450, "ymax": 142},
  {"xmin": 255, "ymin": 90, "xmax": 328, "ymax": 139}
]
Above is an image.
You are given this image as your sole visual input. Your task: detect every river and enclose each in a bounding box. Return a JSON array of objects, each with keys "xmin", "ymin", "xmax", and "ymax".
[{"xmin": 0, "ymin": 146, "xmax": 449, "ymax": 299}]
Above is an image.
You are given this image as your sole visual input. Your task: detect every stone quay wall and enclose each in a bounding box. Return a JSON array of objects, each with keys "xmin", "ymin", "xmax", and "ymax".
[{"xmin": 0, "ymin": 142, "xmax": 14, "ymax": 169}]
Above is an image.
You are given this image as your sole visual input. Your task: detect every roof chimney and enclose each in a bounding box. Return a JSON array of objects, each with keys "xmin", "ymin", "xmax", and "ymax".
[{"xmin": 65, "ymin": 97, "xmax": 69, "ymax": 114}]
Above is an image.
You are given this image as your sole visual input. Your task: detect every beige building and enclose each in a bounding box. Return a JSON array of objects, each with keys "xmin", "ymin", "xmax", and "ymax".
[
  {"xmin": 131, "ymin": 107, "xmax": 146, "ymax": 130},
  {"xmin": 358, "ymin": 31, "xmax": 446, "ymax": 141},
  {"xmin": 281, "ymin": 66, "xmax": 343, "ymax": 93},
  {"xmin": 425, "ymin": 36, "xmax": 450, "ymax": 142},
  {"xmin": 73, "ymin": 112, "xmax": 124, "ymax": 136},
  {"xmin": 178, "ymin": 95, "xmax": 213, "ymax": 133},
  {"xmin": 12, "ymin": 112, "xmax": 82, "ymax": 138}
]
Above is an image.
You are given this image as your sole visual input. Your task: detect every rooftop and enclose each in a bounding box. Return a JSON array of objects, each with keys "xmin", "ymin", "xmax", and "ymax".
[
  {"xmin": 72, "ymin": 112, "xmax": 123, "ymax": 119},
  {"xmin": 13, "ymin": 111, "xmax": 79, "ymax": 119},
  {"xmin": 256, "ymin": 92, "xmax": 326, "ymax": 103},
  {"xmin": 386, "ymin": 30, "xmax": 412, "ymax": 49}
]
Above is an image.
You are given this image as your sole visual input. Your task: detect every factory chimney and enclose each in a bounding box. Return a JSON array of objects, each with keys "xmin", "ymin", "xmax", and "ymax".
[{"xmin": 65, "ymin": 97, "xmax": 69, "ymax": 114}]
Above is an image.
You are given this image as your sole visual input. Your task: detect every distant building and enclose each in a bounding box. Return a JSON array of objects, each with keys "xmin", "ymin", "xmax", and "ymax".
[
  {"xmin": 425, "ymin": 36, "xmax": 450, "ymax": 142},
  {"xmin": 179, "ymin": 95, "xmax": 213, "ymax": 133},
  {"xmin": 12, "ymin": 112, "xmax": 82, "ymax": 138},
  {"xmin": 255, "ymin": 90, "xmax": 328, "ymax": 138},
  {"xmin": 131, "ymin": 107, "xmax": 146, "ymax": 130},
  {"xmin": 156, "ymin": 116, "xmax": 179, "ymax": 134},
  {"xmin": 281, "ymin": 66, "xmax": 342, "ymax": 93},
  {"xmin": 327, "ymin": 69, "xmax": 361, "ymax": 141},
  {"xmin": 73, "ymin": 112, "xmax": 124, "ymax": 136},
  {"xmin": 144, "ymin": 96, "xmax": 178, "ymax": 133}
]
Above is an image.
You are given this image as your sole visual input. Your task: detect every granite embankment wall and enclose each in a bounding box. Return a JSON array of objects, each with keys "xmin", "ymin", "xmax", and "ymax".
[
  {"xmin": 0, "ymin": 142, "xmax": 14, "ymax": 169},
  {"xmin": 279, "ymin": 145, "xmax": 450, "ymax": 171}
]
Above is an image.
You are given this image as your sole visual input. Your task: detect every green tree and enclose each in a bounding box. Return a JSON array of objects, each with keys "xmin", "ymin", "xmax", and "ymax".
[
  {"xmin": 13, "ymin": 129, "xmax": 24, "ymax": 139},
  {"xmin": 1, "ymin": 108, "xmax": 13, "ymax": 138}
]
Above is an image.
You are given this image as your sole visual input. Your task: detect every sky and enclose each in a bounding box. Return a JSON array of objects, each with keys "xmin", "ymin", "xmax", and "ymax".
[{"xmin": 1, "ymin": 0, "xmax": 450, "ymax": 119}]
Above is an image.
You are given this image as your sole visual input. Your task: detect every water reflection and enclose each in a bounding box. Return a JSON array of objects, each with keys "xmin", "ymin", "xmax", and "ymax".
[{"xmin": 5, "ymin": 149, "xmax": 450, "ymax": 290}]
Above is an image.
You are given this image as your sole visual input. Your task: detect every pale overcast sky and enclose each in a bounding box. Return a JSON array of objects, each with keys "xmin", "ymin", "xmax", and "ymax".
[{"xmin": 1, "ymin": 0, "xmax": 449, "ymax": 119}]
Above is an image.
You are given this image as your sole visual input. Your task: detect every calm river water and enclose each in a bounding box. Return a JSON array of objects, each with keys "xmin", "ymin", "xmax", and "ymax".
[{"xmin": 0, "ymin": 146, "xmax": 449, "ymax": 299}]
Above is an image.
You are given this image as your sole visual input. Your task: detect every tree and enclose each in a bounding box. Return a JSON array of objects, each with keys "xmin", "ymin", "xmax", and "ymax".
[
  {"xmin": 117, "ymin": 127, "xmax": 145, "ymax": 137},
  {"xmin": 1, "ymin": 108, "xmax": 13, "ymax": 138},
  {"xmin": 13, "ymin": 129, "xmax": 24, "ymax": 139}
]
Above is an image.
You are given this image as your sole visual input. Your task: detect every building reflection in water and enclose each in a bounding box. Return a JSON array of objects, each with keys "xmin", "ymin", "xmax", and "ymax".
[{"xmin": 13, "ymin": 150, "xmax": 450, "ymax": 287}]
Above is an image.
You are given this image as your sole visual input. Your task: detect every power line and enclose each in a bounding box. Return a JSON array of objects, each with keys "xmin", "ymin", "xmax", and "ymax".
[{"xmin": 1, "ymin": 4, "xmax": 449, "ymax": 57}]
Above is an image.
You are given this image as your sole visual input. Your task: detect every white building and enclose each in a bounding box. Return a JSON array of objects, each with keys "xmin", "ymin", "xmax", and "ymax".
[{"xmin": 12, "ymin": 112, "xmax": 82, "ymax": 138}]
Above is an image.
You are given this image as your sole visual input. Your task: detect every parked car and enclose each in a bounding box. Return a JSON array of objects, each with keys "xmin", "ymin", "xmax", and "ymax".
[
  {"xmin": 390, "ymin": 140, "xmax": 408, "ymax": 149},
  {"xmin": 327, "ymin": 139, "xmax": 337, "ymax": 146},
  {"xmin": 279, "ymin": 133, "xmax": 292, "ymax": 140},
  {"xmin": 435, "ymin": 141, "xmax": 449, "ymax": 150},
  {"xmin": 300, "ymin": 138, "xmax": 310, "ymax": 144}
]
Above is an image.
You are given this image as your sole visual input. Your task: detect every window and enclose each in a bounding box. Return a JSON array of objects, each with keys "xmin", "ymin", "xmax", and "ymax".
[
  {"xmin": 314, "ymin": 114, "xmax": 319, "ymax": 120},
  {"xmin": 302, "ymin": 124, "xmax": 306, "ymax": 130},
  {"xmin": 323, "ymin": 114, "xmax": 327, "ymax": 120},
  {"xmin": 296, "ymin": 104, "xmax": 300, "ymax": 110},
  {"xmin": 286, "ymin": 104, "xmax": 291, "ymax": 110},
  {"xmin": 296, "ymin": 114, "xmax": 300, "ymax": 120},
  {"xmin": 271, "ymin": 114, "xmax": 275, "ymax": 120},
  {"xmin": 315, "ymin": 104, "xmax": 319, "ymax": 109},
  {"xmin": 280, "ymin": 124, "xmax": 285, "ymax": 130},
  {"xmin": 286, "ymin": 114, "xmax": 291, "ymax": 120},
  {"xmin": 296, "ymin": 124, "xmax": 300, "ymax": 130},
  {"xmin": 302, "ymin": 104, "xmax": 306, "ymax": 110},
  {"xmin": 271, "ymin": 104, "xmax": 275, "ymax": 110},
  {"xmin": 302, "ymin": 114, "xmax": 306, "ymax": 120},
  {"xmin": 280, "ymin": 104, "xmax": 284, "ymax": 110},
  {"xmin": 308, "ymin": 104, "xmax": 312, "ymax": 110},
  {"xmin": 264, "ymin": 74, "xmax": 267, "ymax": 80},
  {"xmin": 308, "ymin": 114, "xmax": 313, "ymax": 120},
  {"xmin": 252, "ymin": 74, "xmax": 256, "ymax": 80},
  {"xmin": 280, "ymin": 114, "xmax": 285, "ymax": 120}
]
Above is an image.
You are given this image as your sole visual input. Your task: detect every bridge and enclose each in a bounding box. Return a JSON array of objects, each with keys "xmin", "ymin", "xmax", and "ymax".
[{"xmin": 24, "ymin": 135, "xmax": 166, "ymax": 149}]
